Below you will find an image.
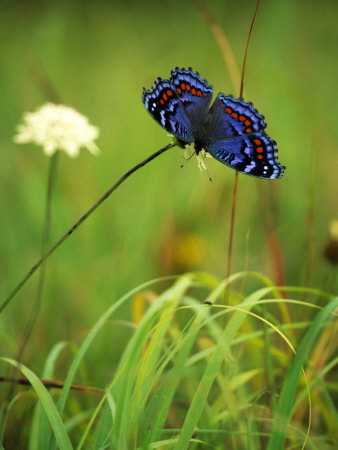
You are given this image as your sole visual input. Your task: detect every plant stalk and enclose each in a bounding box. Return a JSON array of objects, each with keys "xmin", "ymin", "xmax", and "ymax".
[{"xmin": 0, "ymin": 142, "xmax": 176, "ymax": 313}]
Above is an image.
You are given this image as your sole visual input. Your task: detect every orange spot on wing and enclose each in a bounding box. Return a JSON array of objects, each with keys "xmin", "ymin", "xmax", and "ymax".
[
  {"xmin": 191, "ymin": 88, "xmax": 196, "ymax": 95},
  {"xmin": 225, "ymin": 107, "xmax": 232, "ymax": 113},
  {"xmin": 160, "ymin": 99, "xmax": 164, "ymax": 105},
  {"xmin": 256, "ymin": 147, "xmax": 264, "ymax": 153},
  {"xmin": 163, "ymin": 93, "xmax": 168, "ymax": 101},
  {"xmin": 167, "ymin": 89, "xmax": 173, "ymax": 96},
  {"xmin": 176, "ymin": 87, "xmax": 181, "ymax": 94},
  {"xmin": 181, "ymin": 83, "xmax": 186, "ymax": 90},
  {"xmin": 245, "ymin": 120, "xmax": 251, "ymax": 126},
  {"xmin": 186, "ymin": 84, "xmax": 191, "ymax": 91},
  {"xmin": 231, "ymin": 112, "xmax": 238, "ymax": 119},
  {"xmin": 197, "ymin": 90, "xmax": 202, "ymax": 97},
  {"xmin": 257, "ymin": 154, "xmax": 264, "ymax": 160},
  {"xmin": 246, "ymin": 128, "xmax": 253, "ymax": 133},
  {"xmin": 239, "ymin": 115, "xmax": 246, "ymax": 121},
  {"xmin": 254, "ymin": 139, "xmax": 262, "ymax": 145}
]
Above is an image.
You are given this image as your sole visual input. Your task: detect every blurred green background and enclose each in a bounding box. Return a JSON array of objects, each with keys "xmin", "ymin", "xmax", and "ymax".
[{"xmin": 0, "ymin": 0, "xmax": 337, "ymax": 370}]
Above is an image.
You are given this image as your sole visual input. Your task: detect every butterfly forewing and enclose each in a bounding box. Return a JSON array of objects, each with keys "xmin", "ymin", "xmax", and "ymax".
[
  {"xmin": 170, "ymin": 67, "xmax": 213, "ymax": 130},
  {"xmin": 142, "ymin": 78, "xmax": 194, "ymax": 142}
]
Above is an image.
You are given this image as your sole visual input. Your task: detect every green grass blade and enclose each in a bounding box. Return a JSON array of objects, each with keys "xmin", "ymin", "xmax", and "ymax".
[
  {"xmin": 43, "ymin": 276, "xmax": 175, "ymax": 449},
  {"xmin": 267, "ymin": 297, "xmax": 338, "ymax": 450},
  {"xmin": 144, "ymin": 316, "xmax": 199, "ymax": 444},
  {"xmin": 173, "ymin": 277, "xmax": 317, "ymax": 449},
  {"xmin": 29, "ymin": 341, "xmax": 69, "ymax": 450},
  {"xmin": 174, "ymin": 278, "xmax": 258, "ymax": 449},
  {"xmin": 56, "ymin": 276, "xmax": 177, "ymax": 418},
  {"xmin": 292, "ymin": 356, "xmax": 338, "ymax": 428},
  {"xmin": 76, "ymin": 371, "xmax": 121, "ymax": 450},
  {"xmin": 0, "ymin": 357, "xmax": 73, "ymax": 450},
  {"xmin": 111, "ymin": 275, "xmax": 192, "ymax": 448}
]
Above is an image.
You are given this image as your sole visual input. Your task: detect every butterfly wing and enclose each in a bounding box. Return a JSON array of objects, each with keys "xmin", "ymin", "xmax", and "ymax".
[
  {"xmin": 207, "ymin": 133, "xmax": 285, "ymax": 179},
  {"xmin": 142, "ymin": 78, "xmax": 194, "ymax": 142},
  {"xmin": 170, "ymin": 67, "xmax": 213, "ymax": 131},
  {"xmin": 205, "ymin": 94, "xmax": 285, "ymax": 179},
  {"xmin": 207, "ymin": 94, "xmax": 267, "ymax": 138}
]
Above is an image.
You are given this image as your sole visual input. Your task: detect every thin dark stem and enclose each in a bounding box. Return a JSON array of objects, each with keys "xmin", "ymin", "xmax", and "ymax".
[
  {"xmin": 2, "ymin": 153, "xmax": 59, "ymax": 422},
  {"xmin": 17, "ymin": 152, "xmax": 58, "ymax": 361},
  {"xmin": 0, "ymin": 143, "xmax": 176, "ymax": 313},
  {"xmin": 302, "ymin": 145, "xmax": 317, "ymax": 287},
  {"xmin": 226, "ymin": 171, "xmax": 239, "ymax": 285},
  {"xmin": 0, "ymin": 376, "xmax": 101, "ymax": 395},
  {"xmin": 239, "ymin": 0, "xmax": 261, "ymax": 98},
  {"xmin": 226, "ymin": 0, "xmax": 261, "ymax": 299}
]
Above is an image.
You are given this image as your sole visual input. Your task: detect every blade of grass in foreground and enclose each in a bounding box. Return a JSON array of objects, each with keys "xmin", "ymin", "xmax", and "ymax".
[
  {"xmin": 143, "ymin": 314, "xmax": 201, "ymax": 445},
  {"xmin": 267, "ymin": 298, "xmax": 338, "ymax": 450},
  {"xmin": 174, "ymin": 275, "xmax": 267, "ymax": 450},
  {"xmin": 0, "ymin": 357, "xmax": 72, "ymax": 450},
  {"xmin": 47, "ymin": 276, "xmax": 176, "ymax": 450},
  {"xmin": 174, "ymin": 277, "xmax": 326, "ymax": 449},
  {"xmin": 110, "ymin": 275, "xmax": 192, "ymax": 449},
  {"xmin": 56, "ymin": 276, "xmax": 177, "ymax": 417},
  {"xmin": 29, "ymin": 341, "xmax": 70, "ymax": 450}
]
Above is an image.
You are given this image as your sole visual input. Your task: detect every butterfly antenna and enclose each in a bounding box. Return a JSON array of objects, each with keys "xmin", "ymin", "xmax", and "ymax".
[{"xmin": 180, "ymin": 148, "xmax": 196, "ymax": 168}]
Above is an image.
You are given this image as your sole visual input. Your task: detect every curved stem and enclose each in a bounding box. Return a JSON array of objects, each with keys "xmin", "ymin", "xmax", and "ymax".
[
  {"xmin": 0, "ymin": 142, "xmax": 176, "ymax": 313},
  {"xmin": 239, "ymin": 0, "xmax": 261, "ymax": 98}
]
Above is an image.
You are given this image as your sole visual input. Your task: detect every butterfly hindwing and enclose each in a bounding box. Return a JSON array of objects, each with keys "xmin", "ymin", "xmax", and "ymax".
[
  {"xmin": 206, "ymin": 132, "xmax": 285, "ymax": 179},
  {"xmin": 207, "ymin": 94, "xmax": 267, "ymax": 139},
  {"xmin": 142, "ymin": 78, "xmax": 194, "ymax": 142},
  {"xmin": 170, "ymin": 67, "xmax": 213, "ymax": 130}
]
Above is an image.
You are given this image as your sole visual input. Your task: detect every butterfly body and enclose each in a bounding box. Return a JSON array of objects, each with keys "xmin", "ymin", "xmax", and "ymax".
[{"xmin": 142, "ymin": 68, "xmax": 285, "ymax": 179}]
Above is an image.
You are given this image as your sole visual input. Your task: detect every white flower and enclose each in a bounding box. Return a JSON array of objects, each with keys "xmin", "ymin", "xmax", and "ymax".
[
  {"xmin": 184, "ymin": 145, "xmax": 211, "ymax": 172},
  {"xmin": 14, "ymin": 103, "xmax": 100, "ymax": 158}
]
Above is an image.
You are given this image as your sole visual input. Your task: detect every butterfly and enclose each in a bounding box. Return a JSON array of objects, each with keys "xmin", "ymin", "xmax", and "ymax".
[{"xmin": 142, "ymin": 68, "xmax": 285, "ymax": 179}]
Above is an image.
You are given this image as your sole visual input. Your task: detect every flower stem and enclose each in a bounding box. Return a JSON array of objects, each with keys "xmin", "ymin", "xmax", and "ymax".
[
  {"xmin": 0, "ymin": 153, "xmax": 59, "ymax": 438},
  {"xmin": 17, "ymin": 152, "xmax": 58, "ymax": 360},
  {"xmin": 0, "ymin": 142, "xmax": 176, "ymax": 313},
  {"xmin": 225, "ymin": 171, "xmax": 239, "ymax": 299}
]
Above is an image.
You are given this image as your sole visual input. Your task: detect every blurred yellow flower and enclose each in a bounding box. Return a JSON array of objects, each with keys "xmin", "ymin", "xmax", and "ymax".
[
  {"xmin": 323, "ymin": 219, "xmax": 338, "ymax": 266},
  {"xmin": 14, "ymin": 103, "xmax": 100, "ymax": 158},
  {"xmin": 329, "ymin": 219, "xmax": 338, "ymax": 240}
]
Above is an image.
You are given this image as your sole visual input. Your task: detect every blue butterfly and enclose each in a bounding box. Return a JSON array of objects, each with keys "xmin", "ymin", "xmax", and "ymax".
[{"xmin": 142, "ymin": 68, "xmax": 285, "ymax": 179}]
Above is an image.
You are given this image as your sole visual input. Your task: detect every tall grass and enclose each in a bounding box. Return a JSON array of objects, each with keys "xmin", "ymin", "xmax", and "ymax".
[{"xmin": 1, "ymin": 273, "xmax": 337, "ymax": 448}]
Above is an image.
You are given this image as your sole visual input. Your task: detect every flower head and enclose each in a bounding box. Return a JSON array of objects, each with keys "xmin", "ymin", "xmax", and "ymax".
[
  {"xmin": 14, "ymin": 103, "xmax": 100, "ymax": 158},
  {"xmin": 184, "ymin": 145, "xmax": 211, "ymax": 172}
]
